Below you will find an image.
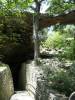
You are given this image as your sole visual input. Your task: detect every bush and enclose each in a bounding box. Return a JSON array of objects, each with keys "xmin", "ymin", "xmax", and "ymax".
[
  {"xmin": 59, "ymin": 39, "xmax": 75, "ymax": 60},
  {"xmin": 42, "ymin": 32, "xmax": 65, "ymax": 49},
  {"xmin": 41, "ymin": 31, "xmax": 75, "ymax": 60},
  {"xmin": 47, "ymin": 64, "xmax": 75, "ymax": 96}
]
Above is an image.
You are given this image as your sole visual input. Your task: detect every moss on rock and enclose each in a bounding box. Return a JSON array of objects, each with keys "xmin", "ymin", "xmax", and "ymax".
[{"xmin": 0, "ymin": 63, "xmax": 14, "ymax": 100}]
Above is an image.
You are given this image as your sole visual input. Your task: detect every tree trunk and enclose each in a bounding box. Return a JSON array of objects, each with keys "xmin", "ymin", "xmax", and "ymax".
[
  {"xmin": 33, "ymin": 14, "xmax": 39, "ymax": 64},
  {"xmin": 73, "ymin": 34, "xmax": 75, "ymax": 60},
  {"xmin": 33, "ymin": 0, "xmax": 40, "ymax": 64}
]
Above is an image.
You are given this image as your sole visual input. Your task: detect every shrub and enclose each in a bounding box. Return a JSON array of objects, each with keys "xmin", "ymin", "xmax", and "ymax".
[
  {"xmin": 60, "ymin": 39, "xmax": 75, "ymax": 60},
  {"xmin": 47, "ymin": 64, "xmax": 75, "ymax": 96},
  {"xmin": 41, "ymin": 32, "xmax": 65, "ymax": 49},
  {"xmin": 41, "ymin": 31, "xmax": 75, "ymax": 60}
]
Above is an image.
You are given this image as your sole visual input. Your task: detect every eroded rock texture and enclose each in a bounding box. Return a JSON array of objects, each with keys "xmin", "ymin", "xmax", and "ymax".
[
  {"xmin": 0, "ymin": 63, "xmax": 14, "ymax": 100},
  {"xmin": 69, "ymin": 92, "xmax": 75, "ymax": 100},
  {"xmin": 10, "ymin": 91, "xmax": 35, "ymax": 100},
  {"xmin": 18, "ymin": 61, "xmax": 49, "ymax": 100}
]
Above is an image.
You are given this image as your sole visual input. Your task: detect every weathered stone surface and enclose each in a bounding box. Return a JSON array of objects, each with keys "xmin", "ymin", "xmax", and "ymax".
[
  {"xmin": 25, "ymin": 61, "xmax": 52, "ymax": 100},
  {"xmin": 17, "ymin": 60, "xmax": 69, "ymax": 100},
  {"xmin": 69, "ymin": 92, "xmax": 75, "ymax": 100},
  {"xmin": 48, "ymin": 93, "xmax": 68, "ymax": 100},
  {"xmin": 0, "ymin": 63, "xmax": 14, "ymax": 100},
  {"xmin": 18, "ymin": 61, "xmax": 47, "ymax": 100},
  {"xmin": 10, "ymin": 91, "xmax": 35, "ymax": 100},
  {"xmin": 48, "ymin": 93, "xmax": 56, "ymax": 100},
  {"xmin": 26, "ymin": 61, "xmax": 44, "ymax": 98}
]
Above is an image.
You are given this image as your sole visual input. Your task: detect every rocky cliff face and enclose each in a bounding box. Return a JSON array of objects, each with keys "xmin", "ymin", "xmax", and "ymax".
[
  {"xmin": 0, "ymin": 15, "xmax": 34, "ymax": 63},
  {"xmin": 0, "ymin": 16, "xmax": 34, "ymax": 90},
  {"xmin": 0, "ymin": 63, "xmax": 14, "ymax": 100}
]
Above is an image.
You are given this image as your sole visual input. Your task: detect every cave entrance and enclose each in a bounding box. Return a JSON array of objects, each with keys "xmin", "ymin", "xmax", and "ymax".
[
  {"xmin": 2, "ymin": 49, "xmax": 34, "ymax": 91},
  {"xmin": 8, "ymin": 62, "xmax": 24, "ymax": 90}
]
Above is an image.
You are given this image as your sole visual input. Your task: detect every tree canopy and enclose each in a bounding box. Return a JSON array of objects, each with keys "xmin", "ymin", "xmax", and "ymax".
[
  {"xmin": 0, "ymin": 0, "xmax": 75, "ymax": 62},
  {"xmin": 0, "ymin": 0, "xmax": 75, "ymax": 26}
]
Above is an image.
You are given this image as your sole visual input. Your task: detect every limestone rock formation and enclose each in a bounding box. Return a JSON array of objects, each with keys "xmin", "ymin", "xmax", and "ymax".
[
  {"xmin": 10, "ymin": 91, "xmax": 35, "ymax": 100},
  {"xmin": 17, "ymin": 61, "xmax": 49, "ymax": 100},
  {"xmin": 0, "ymin": 63, "xmax": 14, "ymax": 100},
  {"xmin": 48, "ymin": 93, "xmax": 68, "ymax": 100},
  {"xmin": 69, "ymin": 92, "xmax": 75, "ymax": 100}
]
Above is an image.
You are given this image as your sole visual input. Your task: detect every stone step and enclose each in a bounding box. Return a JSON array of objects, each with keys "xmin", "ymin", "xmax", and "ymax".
[{"xmin": 10, "ymin": 91, "xmax": 35, "ymax": 100}]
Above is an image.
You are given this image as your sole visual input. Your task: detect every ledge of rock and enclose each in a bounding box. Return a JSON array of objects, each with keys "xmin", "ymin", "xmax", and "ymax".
[
  {"xmin": 0, "ymin": 63, "xmax": 14, "ymax": 100},
  {"xmin": 10, "ymin": 91, "xmax": 35, "ymax": 100}
]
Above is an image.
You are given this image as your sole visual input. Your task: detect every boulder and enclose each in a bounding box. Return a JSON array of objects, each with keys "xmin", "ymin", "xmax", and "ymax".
[
  {"xmin": 18, "ymin": 61, "xmax": 48, "ymax": 100},
  {"xmin": 49, "ymin": 93, "xmax": 68, "ymax": 100},
  {"xmin": 69, "ymin": 92, "xmax": 75, "ymax": 100},
  {"xmin": 48, "ymin": 93, "xmax": 56, "ymax": 100},
  {"xmin": 0, "ymin": 63, "xmax": 14, "ymax": 100},
  {"xmin": 10, "ymin": 91, "xmax": 35, "ymax": 100}
]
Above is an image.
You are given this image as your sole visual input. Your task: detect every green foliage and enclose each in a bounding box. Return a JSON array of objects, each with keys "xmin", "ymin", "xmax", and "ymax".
[
  {"xmin": 0, "ymin": 0, "xmax": 33, "ymax": 16},
  {"xmin": 62, "ymin": 41, "xmax": 74, "ymax": 60},
  {"xmin": 42, "ymin": 31, "xmax": 64, "ymax": 49},
  {"xmin": 41, "ymin": 25, "xmax": 75, "ymax": 60},
  {"xmin": 0, "ymin": 33, "xmax": 18, "ymax": 46},
  {"xmin": 47, "ymin": 0, "xmax": 75, "ymax": 15},
  {"xmin": 0, "ymin": 16, "xmax": 34, "ymax": 61},
  {"xmin": 48, "ymin": 64, "xmax": 75, "ymax": 96}
]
